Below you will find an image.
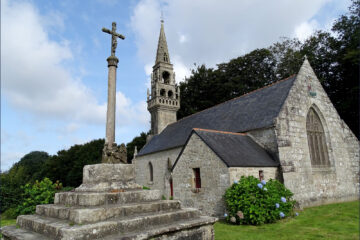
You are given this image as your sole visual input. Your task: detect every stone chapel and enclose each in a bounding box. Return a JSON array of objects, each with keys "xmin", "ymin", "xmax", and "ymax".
[{"xmin": 134, "ymin": 21, "xmax": 360, "ymax": 217}]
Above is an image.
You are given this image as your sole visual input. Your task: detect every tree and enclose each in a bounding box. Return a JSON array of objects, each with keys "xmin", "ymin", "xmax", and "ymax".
[
  {"xmin": 0, "ymin": 151, "xmax": 50, "ymax": 212},
  {"xmin": 42, "ymin": 139, "xmax": 104, "ymax": 187},
  {"xmin": 178, "ymin": 0, "xmax": 359, "ymax": 137},
  {"xmin": 178, "ymin": 49, "xmax": 277, "ymax": 120},
  {"xmin": 126, "ymin": 132, "xmax": 148, "ymax": 163}
]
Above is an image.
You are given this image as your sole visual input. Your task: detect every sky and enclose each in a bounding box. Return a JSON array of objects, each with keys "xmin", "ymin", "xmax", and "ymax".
[{"xmin": 1, "ymin": 0, "xmax": 351, "ymax": 171}]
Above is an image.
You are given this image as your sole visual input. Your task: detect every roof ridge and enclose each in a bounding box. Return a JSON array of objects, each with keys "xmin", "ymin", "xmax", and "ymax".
[
  {"xmin": 171, "ymin": 74, "xmax": 297, "ymax": 126},
  {"xmin": 193, "ymin": 128, "xmax": 247, "ymax": 136}
]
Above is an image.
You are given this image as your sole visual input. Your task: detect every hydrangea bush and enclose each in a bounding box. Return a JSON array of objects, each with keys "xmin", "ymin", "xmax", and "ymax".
[{"xmin": 224, "ymin": 176, "xmax": 296, "ymax": 225}]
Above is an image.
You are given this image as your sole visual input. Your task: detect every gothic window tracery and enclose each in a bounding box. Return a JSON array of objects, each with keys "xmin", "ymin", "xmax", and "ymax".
[{"xmin": 306, "ymin": 108, "xmax": 330, "ymax": 167}]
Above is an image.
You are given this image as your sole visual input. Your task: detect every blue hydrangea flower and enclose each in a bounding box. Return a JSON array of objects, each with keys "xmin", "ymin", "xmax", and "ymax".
[
  {"xmin": 275, "ymin": 203, "xmax": 280, "ymax": 208},
  {"xmin": 257, "ymin": 183, "xmax": 263, "ymax": 189},
  {"xmin": 234, "ymin": 180, "xmax": 238, "ymax": 184},
  {"xmin": 261, "ymin": 180, "xmax": 266, "ymax": 185},
  {"xmin": 224, "ymin": 213, "xmax": 228, "ymax": 217},
  {"xmin": 295, "ymin": 212, "xmax": 299, "ymax": 216},
  {"xmin": 279, "ymin": 212, "xmax": 285, "ymax": 218},
  {"xmin": 281, "ymin": 197, "xmax": 286, "ymax": 203},
  {"xmin": 263, "ymin": 187, "xmax": 268, "ymax": 191}
]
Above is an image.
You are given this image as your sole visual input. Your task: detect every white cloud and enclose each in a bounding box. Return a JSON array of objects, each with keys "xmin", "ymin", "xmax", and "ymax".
[
  {"xmin": 178, "ymin": 33, "xmax": 188, "ymax": 44},
  {"xmin": 294, "ymin": 20, "xmax": 319, "ymax": 42},
  {"xmin": 115, "ymin": 92, "xmax": 148, "ymax": 126},
  {"xmin": 1, "ymin": 151, "xmax": 27, "ymax": 172},
  {"xmin": 1, "ymin": 0, "xmax": 146, "ymax": 126},
  {"xmin": 130, "ymin": 0, "xmax": 338, "ymax": 78}
]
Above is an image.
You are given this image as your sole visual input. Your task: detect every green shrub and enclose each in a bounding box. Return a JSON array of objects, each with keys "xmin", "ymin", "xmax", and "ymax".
[
  {"xmin": 142, "ymin": 186, "xmax": 150, "ymax": 190},
  {"xmin": 2, "ymin": 207, "xmax": 18, "ymax": 219},
  {"xmin": 224, "ymin": 176, "xmax": 295, "ymax": 225},
  {"xmin": 16, "ymin": 178, "xmax": 62, "ymax": 215}
]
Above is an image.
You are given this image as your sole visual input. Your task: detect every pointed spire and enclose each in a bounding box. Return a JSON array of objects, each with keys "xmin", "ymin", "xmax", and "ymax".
[{"xmin": 155, "ymin": 19, "xmax": 170, "ymax": 64}]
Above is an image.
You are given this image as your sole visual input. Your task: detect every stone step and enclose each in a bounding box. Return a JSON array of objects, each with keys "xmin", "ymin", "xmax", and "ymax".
[
  {"xmin": 17, "ymin": 208, "xmax": 200, "ymax": 239},
  {"xmin": 0, "ymin": 225, "xmax": 51, "ymax": 240},
  {"xmin": 102, "ymin": 216, "xmax": 217, "ymax": 240},
  {"xmin": 36, "ymin": 200, "xmax": 181, "ymax": 224},
  {"xmin": 54, "ymin": 189, "xmax": 161, "ymax": 206}
]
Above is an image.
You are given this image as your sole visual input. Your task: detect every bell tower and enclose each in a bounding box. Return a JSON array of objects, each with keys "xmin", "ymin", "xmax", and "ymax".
[{"xmin": 147, "ymin": 20, "xmax": 180, "ymax": 135}]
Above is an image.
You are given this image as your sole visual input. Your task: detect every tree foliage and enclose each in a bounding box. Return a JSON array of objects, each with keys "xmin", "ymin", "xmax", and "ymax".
[
  {"xmin": 0, "ymin": 151, "xmax": 49, "ymax": 212},
  {"xmin": 1, "ymin": 139, "xmax": 104, "ymax": 213},
  {"xmin": 126, "ymin": 132, "xmax": 148, "ymax": 163},
  {"xmin": 42, "ymin": 139, "xmax": 104, "ymax": 187},
  {"xmin": 16, "ymin": 178, "xmax": 62, "ymax": 216},
  {"xmin": 178, "ymin": 0, "xmax": 359, "ymax": 137}
]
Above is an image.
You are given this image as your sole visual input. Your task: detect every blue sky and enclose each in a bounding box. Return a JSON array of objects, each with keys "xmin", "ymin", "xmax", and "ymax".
[{"xmin": 1, "ymin": 0, "xmax": 351, "ymax": 171}]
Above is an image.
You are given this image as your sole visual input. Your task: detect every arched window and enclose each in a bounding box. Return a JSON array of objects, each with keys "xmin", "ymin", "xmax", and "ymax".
[
  {"xmin": 162, "ymin": 71, "xmax": 170, "ymax": 84},
  {"xmin": 168, "ymin": 90, "xmax": 173, "ymax": 98},
  {"xmin": 306, "ymin": 108, "xmax": 330, "ymax": 167},
  {"xmin": 160, "ymin": 89, "xmax": 166, "ymax": 96},
  {"xmin": 149, "ymin": 162, "xmax": 153, "ymax": 182}
]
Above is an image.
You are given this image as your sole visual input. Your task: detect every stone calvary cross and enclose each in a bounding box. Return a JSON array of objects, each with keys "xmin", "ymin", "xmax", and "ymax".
[
  {"xmin": 102, "ymin": 22, "xmax": 125, "ymax": 57},
  {"xmin": 101, "ymin": 22, "xmax": 127, "ymax": 164}
]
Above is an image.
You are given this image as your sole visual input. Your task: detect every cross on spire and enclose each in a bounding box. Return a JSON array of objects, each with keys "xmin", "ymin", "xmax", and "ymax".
[
  {"xmin": 161, "ymin": 10, "xmax": 164, "ymax": 23},
  {"xmin": 155, "ymin": 18, "xmax": 170, "ymax": 64},
  {"xmin": 102, "ymin": 22, "xmax": 125, "ymax": 57}
]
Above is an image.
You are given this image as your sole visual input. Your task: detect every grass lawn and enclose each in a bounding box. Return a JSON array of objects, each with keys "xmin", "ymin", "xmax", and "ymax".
[
  {"xmin": 0, "ymin": 201, "xmax": 358, "ymax": 239},
  {"xmin": 0, "ymin": 218, "xmax": 16, "ymax": 227},
  {"xmin": 214, "ymin": 201, "xmax": 359, "ymax": 240}
]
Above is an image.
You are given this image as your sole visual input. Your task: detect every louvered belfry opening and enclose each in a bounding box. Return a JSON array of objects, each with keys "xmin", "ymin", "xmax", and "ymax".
[{"xmin": 306, "ymin": 108, "xmax": 330, "ymax": 167}]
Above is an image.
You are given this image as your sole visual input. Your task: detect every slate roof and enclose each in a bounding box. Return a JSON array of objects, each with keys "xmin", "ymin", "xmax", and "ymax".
[
  {"xmin": 138, "ymin": 75, "xmax": 297, "ymax": 156},
  {"xmin": 172, "ymin": 129, "xmax": 279, "ymax": 169}
]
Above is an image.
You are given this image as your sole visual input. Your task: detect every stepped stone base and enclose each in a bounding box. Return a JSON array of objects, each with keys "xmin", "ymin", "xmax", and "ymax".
[
  {"xmin": 75, "ymin": 164, "xmax": 142, "ymax": 192},
  {"xmin": 1, "ymin": 164, "xmax": 216, "ymax": 239}
]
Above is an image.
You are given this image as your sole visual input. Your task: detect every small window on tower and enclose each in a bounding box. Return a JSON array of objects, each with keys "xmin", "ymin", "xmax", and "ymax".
[
  {"xmin": 162, "ymin": 71, "xmax": 170, "ymax": 84},
  {"xmin": 192, "ymin": 168, "xmax": 201, "ymax": 189},
  {"xmin": 168, "ymin": 90, "xmax": 173, "ymax": 98},
  {"xmin": 160, "ymin": 89, "xmax": 166, "ymax": 96},
  {"xmin": 164, "ymin": 53, "xmax": 168, "ymax": 62}
]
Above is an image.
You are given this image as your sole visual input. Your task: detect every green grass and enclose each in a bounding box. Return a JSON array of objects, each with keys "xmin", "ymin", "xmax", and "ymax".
[
  {"xmin": 0, "ymin": 201, "xmax": 358, "ymax": 239},
  {"xmin": 0, "ymin": 218, "xmax": 16, "ymax": 227},
  {"xmin": 215, "ymin": 201, "xmax": 359, "ymax": 240},
  {"xmin": 0, "ymin": 218, "xmax": 17, "ymax": 238}
]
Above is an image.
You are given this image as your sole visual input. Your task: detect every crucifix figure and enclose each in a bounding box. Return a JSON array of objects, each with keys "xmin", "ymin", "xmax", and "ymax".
[
  {"xmin": 102, "ymin": 22, "xmax": 125, "ymax": 57},
  {"xmin": 101, "ymin": 22, "xmax": 127, "ymax": 164}
]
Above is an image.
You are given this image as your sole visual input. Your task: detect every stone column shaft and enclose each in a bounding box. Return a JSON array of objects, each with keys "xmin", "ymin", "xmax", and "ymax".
[{"xmin": 105, "ymin": 56, "xmax": 119, "ymax": 144}]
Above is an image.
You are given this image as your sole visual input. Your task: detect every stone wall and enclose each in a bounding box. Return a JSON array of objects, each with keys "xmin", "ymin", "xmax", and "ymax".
[
  {"xmin": 247, "ymin": 127, "xmax": 279, "ymax": 160},
  {"xmin": 275, "ymin": 60, "xmax": 359, "ymax": 207},
  {"xmin": 228, "ymin": 167, "xmax": 279, "ymax": 184},
  {"xmin": 134, "ymin": 147, "xmax": 182, "ymax": 198},
  {"xmin": 172, "ymin": 133, "xmax": 230, "ymax": 217}
]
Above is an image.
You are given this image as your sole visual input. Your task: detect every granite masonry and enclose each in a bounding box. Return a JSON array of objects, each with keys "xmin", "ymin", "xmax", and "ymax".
[
  {"xmin": 1, "ymin": 164, "xmax": 217, "ymax": 239},
  {"xmin": 135, "ymin": 52, "xmax": 359, "ymax": 217}
]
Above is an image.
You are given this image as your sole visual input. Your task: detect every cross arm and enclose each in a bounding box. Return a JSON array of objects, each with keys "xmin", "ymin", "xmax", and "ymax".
[
  {"xmin": 102, "ymin": 28, "xmax": 125, "ymax": 40},
  {"xmin": 114, "ymin": 32, "xmax": 125, "ymax": 40},
  {"xmin": 102, "ymin": 28, "xmax": 112, "ymax": 34}
]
